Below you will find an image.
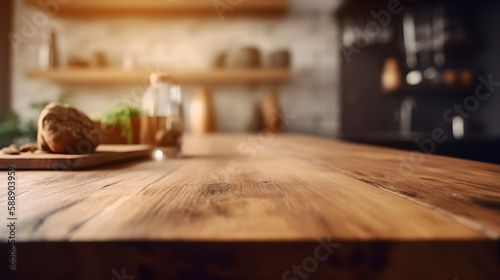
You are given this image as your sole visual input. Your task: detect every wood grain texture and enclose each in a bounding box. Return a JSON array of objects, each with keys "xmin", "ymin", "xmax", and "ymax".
[
  {"xmin": 0, "ymin": 134, "xmax": 498, "ymax": 242},
  {"xmin": 0, "ymin": 145, "xmax": 151, "ymax": 170},
  {"xmin": 268, "ymin": 135, "xmax": 500, "ymax": 238}
]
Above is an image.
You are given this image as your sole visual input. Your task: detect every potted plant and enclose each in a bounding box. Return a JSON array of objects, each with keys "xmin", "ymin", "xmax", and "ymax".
[{"xmin": 96, "ymin": 104, "xmax": 142, "ymax": 144}]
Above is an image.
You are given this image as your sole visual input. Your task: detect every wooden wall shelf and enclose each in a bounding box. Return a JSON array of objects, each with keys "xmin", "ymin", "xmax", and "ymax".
[
  {"xmin": 25, "ymin": 0, "xmax": 288, "ymax": 17},
  {"xmin": 26, "ymin": 69, "xmax": 290, "ymax": 85}
]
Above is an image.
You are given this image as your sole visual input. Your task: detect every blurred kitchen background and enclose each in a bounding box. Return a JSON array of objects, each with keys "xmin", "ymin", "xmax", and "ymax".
[{"xmin": 1, "ymin": 0, "xmax": 499, "ymax": 164}]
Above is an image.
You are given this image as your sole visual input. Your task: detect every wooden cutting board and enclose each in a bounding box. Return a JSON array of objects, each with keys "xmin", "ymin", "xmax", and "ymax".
[{"xmin": 0, "ymin": 145, "xmax": 152, "ymax": 170}]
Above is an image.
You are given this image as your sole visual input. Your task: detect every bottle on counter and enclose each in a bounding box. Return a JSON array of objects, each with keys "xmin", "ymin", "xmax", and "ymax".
[{"xmin": 38, "ymin": 29, "xmax": 58, "ymax": 70}]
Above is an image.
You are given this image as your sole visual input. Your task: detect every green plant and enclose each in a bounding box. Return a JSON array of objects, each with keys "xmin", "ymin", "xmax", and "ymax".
[
  {"xmin": 100, "ymin": 103, "xmax": 142, "ymax": 144},
  {"xmin": 0, "ymin": 92, "xmax": 73, "ymax": 148},
  {"xmin": 0, "ymin": 112, "xmax": 23, "ymax": 148}
]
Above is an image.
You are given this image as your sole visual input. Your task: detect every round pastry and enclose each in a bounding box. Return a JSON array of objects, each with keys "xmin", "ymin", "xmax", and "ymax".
[{"xmin": 37, "ymin": 102, "xmax": 102, "ymax": 154}]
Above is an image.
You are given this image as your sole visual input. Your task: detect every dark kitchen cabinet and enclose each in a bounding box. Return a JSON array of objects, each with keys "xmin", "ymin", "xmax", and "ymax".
[{"xmin": 336, "ymin": 0, "xmax": 500, "ymax": 164}]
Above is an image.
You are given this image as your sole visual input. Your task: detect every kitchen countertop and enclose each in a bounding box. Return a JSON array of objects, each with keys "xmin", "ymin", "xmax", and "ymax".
[
  {"xmin": 2, "ymin": 133, "xmax": 499, "ymax": 241},
  {"xmin": 1, "ymin": 133, "xmax": 499, "ymax": 279}
]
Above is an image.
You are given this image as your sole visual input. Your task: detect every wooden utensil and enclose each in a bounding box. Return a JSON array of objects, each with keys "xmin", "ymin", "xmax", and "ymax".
[
  {"xmin": 189, "ymin": 88, "xmax": 215, "ymax": 134},
  {"xmin": 262, "ymin": 90, "xmax": 283, "ymax": 131}
]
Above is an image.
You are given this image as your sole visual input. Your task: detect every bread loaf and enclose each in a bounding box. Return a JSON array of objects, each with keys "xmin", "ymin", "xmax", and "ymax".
[{"xmin": 37, "ymin": 103, "xmax": 102, "ymax": 154}]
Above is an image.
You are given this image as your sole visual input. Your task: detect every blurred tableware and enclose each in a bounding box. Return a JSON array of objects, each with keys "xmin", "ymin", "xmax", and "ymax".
[
  {"xmin": 432, "ymin": 6, "xmax": 446, "ymax": 66},
  {"xmin": 141, "ymin": 73, "xmax": 183, "ymax": 156},
  {"xmin": 212, "ymin": 52, "xmax": 227, "ymax": 69},
  {"xmin": 442, "ymin": 69, "xmax": 457, "ymax": 86},
  {"xmin": 460, "ymin": 69, "xmax": 474, "ymax": 86},
  {"xmin": 262, "ymin": 90, "xmax": 283, "ymax": 132},
  {"xmin": 403, "ymin": 12, "xmax": 418, "ymax": 70},
  {"xmin": 423, "ymin": 67, "xmax": 439, "ymax": 83},
  {"xmin": 67, "ymin": 57, "xmax": 89, "ymax": 68},
  {"xmin": 91, "ymin": 51, "xmax": 107, "ymax": 68},
  {"xmin": 233, "ymin": 47, "xmax": 261, "ymax": 68},
  {"xmin": 403, "ymin": 12, "xmax": 422, "ymax": 86},
  {"xmin": 269, "ymin": 50, "xmax": 290, "ymax": 68},
  {"xmin": 122, "ymin": 53, "xmax": 135, "ymax": 71},
  {"xmin": 406, "ymin": 70, "xmax": 422, "ymax": 86},
  {"xmin": 189, "ymin": 88, "xmax": 215, "ymax": 134},
  {"xmin": 452, "ymin": 115, "xmax": 465, "ymax": 140},
  {"xmin": 381, "ymin": 57, "xmax": 402, "ymax": 93},
  {"xmin": 38, "ymin": 29, "xmax": 58, "ymax": 70}
]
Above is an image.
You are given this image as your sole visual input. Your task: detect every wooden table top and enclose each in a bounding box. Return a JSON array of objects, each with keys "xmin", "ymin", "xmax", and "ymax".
[{"xmin": 1, "ymin": 133, "xmax": 499, "ymax": 242}]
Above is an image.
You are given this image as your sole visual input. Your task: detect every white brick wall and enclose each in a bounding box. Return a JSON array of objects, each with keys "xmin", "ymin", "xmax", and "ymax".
[{"xmin": 10, "ymin": 0, "xmax": 343, "ymax": 136}]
